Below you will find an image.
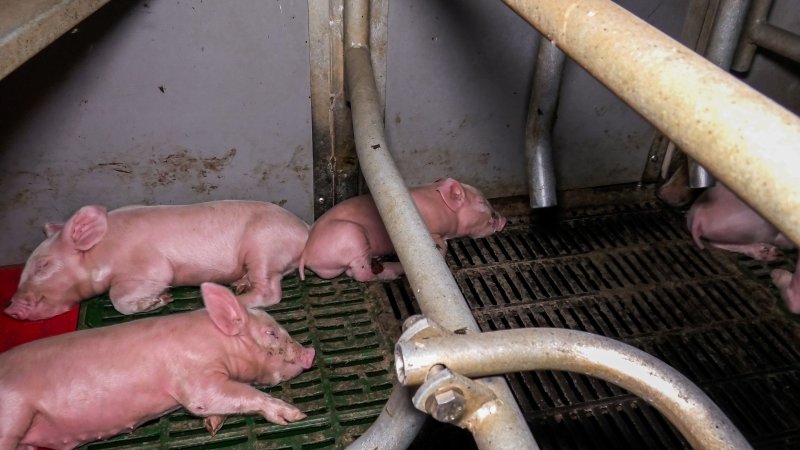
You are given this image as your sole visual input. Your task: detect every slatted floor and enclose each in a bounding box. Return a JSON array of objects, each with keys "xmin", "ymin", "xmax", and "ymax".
[
  {"xmin": 378, "ymin": 202, "xmax": 800, "ymax": 449},
  {"xmin": 73, "ymin": 200, "xmax": 800, "ymax": 449}
]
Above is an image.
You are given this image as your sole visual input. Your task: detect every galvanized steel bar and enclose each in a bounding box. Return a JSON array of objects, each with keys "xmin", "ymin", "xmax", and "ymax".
[
  {"xmin": 396, "ymin": 327, "xmax": 753, "ymax": 450},
  {"xmin": 347, "ymin": 385, "xmax": 426, "ymax": 450},
  {"xmin": 344, "ymin": 1, "xmax": 538, "ymax": 448},
  {"xmin": 525, "ymin": 38, "xmax": 565, "ymax": 208},
  {"xmin": 733, "ymin": 0, "xmax": 800, "ymax": 71},
  {"xmin": 749, "ymin": 22, "xmax": 800, "ymax": 64},
  {"xmin": 688, "ymin": 0, "xmax": 751, "ymax": 188},
  {"xmin": 501, "ymin": 0, "xmax": 800, "ymax": 246}
]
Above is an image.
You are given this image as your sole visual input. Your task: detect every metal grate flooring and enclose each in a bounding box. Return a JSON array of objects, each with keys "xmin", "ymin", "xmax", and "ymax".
[
  {"xmin": 73, "ymin": 201, "xmax": 800, "ymax": 449},
  {"xmin": 379, "ymin": 202, "xmax": 800, "ymax": 449}
]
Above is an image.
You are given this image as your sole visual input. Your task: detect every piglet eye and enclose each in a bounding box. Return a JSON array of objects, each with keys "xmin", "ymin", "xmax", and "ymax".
[{"xmin": 266, "ymin": 330, "xmax": 277, "ymax": 338}]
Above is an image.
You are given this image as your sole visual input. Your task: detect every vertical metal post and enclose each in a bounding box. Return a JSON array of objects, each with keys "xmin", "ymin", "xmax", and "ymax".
[
  {"xmin": 688, "ymin": 0, "xmax": 752, "ymax": 188},
  {"xmin": 525, "ymin": 38, "xmax": 565, "ymax": 208}
]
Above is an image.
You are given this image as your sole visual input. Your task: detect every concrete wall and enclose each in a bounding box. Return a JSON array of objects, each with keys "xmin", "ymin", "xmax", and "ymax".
[
  {"xmin": 384, "ymin": 0, "xmax": 691, "ymax": 197},
  {"xmin": 0, "ymin": 0, "xmax": 312, "ymax": 265}
]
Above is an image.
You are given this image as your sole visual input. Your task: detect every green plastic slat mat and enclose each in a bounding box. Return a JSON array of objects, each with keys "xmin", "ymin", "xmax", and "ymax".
[{"xmin": 76, "ymin": 274, "xmax": 395, "ymax": 449}]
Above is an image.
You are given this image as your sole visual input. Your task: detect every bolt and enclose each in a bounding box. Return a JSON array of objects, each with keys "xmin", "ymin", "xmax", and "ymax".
[
  {"xmin": 426, "ymin": 388, "xmax": 466, "ymax": 423},
  {"xmin": 317, "ymin": 197, "xmax": 325, "ymax": 204}
]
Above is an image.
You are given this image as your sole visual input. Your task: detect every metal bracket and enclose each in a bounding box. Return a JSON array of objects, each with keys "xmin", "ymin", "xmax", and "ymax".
[
  {"xmin": 399, "ymin": 315, "xmax": 501, "ymax": 429},
  {"xmin": 412, "ymin": 367, "xmax": 500, "ymax": 429}
]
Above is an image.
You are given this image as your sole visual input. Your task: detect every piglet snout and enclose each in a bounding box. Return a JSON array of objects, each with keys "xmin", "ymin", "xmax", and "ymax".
[
  {"xmin": 496, "ymin": 215, "xmax": 508, "ymax": 232},
  {"xmin": 300, "ymin": 347, "xmax": 316, "ymax": 369},
  {"xmin": 4, "ymin": 303, "xmax": 28, "ymax": 320}
]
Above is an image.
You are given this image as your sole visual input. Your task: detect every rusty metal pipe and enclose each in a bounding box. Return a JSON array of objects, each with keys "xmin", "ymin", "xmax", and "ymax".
[
  {"xmin": 396, "ymin": 327, "xmax": 752, "ymax": 449},
  {"xmin": 501, "ymin": 0, "xmax": 800, "ymax": 246},
  {"xmin": 344, "ymin": 1, "xmax": 537, "ymax": 448}
]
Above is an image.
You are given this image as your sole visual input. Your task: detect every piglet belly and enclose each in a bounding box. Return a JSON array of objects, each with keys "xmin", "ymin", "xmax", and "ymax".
[
  {"xmin": 22, "ymin": 404, "xmax": 179, "ymax": 449},
  {"xmin": 167, "ymin": 250, "xmax": 246, "ymax": 286}
]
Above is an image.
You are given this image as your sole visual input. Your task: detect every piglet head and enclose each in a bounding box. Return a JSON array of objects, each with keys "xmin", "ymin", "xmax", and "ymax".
[
  {"xmin": 201, "ymin": 282, "xmax": 315, "ymax": 385},
  {"xmin": 5, "ymin": 206, "xmax": 109, "ymax": 321},
  {"xmin": 435, "ymin": 178, "xmax": 507, "ymax": 239}
]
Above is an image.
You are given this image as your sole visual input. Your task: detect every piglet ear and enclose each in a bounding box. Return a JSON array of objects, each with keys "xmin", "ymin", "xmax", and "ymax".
[
  {"xmin": 62, "ymin": 206, "xmax": 108, "ymax": 251},
  {"xmin": 201, "ymin": 282, "xmax": 249, "ymax": 336},
  {"xmin": 43, "ymin": 223, "xmax": 64, "ymax": 237},
  {"xmin": 436, "ymin": 178, "xmax": 466, "ymax": 212}
]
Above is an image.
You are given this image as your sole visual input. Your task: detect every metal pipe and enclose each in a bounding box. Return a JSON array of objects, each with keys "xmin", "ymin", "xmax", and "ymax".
[
  {"xmin": 749, "ymin": 22, "xmax": 800, "ymax": 64},
  {"xmin": 732, "ymin": 0, "xmax": 800, "ymax": 71},
  {"xmin": 343, "ymin": 1, "xmax": 538, "ymax": 448},
  {"xmin": 347, "ymin": 385, "xmax": 427, "ymax": 450},
  {"xmin": 501, "ymin": 0, "xmax": 800, "ymax": 247},
  {"xmin": 706, "ymin": 0, "xmax": 752, "ymax": 69},
  {"xmin": 525, "ymin": 38, "xmax": 565, "ymax": 208},
  {"xmin": 396, "ymin": 327, "xmax": 753, "ymax": 450},
  {"xmin": 687, "ymin": 154, "xmax": 715, "ymax": 189},
  {"xmin": 688, "ymin": 0, "xmax": 751, "ymax": 188}
]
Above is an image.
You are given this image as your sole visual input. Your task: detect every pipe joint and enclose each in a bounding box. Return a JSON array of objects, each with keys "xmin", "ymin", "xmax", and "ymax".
[
  {"xmin": 412, "ymin": 367, "xmax": 501, "ymax": 430},
  {"xmin": 396, "ymin": 315, "xmax": 453, "ymax": 385}
]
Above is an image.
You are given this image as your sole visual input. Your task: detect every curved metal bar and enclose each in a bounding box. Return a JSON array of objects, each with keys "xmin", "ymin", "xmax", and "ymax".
[
  {"xmin": 396, "ymin": 327, "xmax": 752, "ymax": 450},
  {"xmin": 347, "ymin": 385, "xmax": 427, "ymax": 450},
  {"xmin": 343, "ymin": 0, "xmax": 538, "ymax": 448}
]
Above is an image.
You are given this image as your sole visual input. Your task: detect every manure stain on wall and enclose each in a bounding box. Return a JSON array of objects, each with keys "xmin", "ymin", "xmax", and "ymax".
[
  {"xmin": 88, "ymin": 147, "xmax": 237, "ymax": 196},
  {"xmin": 147, "ymin": 148, "xmax": 236, "ymax": 194},
  {"xmin": 255, "ymin": 145, "xmax": 310, "ymax": 192}
]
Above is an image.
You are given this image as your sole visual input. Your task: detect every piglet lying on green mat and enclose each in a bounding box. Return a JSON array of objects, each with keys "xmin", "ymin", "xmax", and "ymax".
[
  {"xmin": 5, "ymin": 200, "xmax": 309, "ymax": 320},
  {"xmin": 0, "ymin": 282, "xmax": 315, "ymax": 449}
]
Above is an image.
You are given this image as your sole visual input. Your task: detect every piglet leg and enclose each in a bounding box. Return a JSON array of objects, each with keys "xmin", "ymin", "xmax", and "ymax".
[
  {"xmin": 0, "ymin": 406, "xmax": 33, "ymax": 450},
  {"xmin": 180, "ymin": 378, "xmax": 305, "ymax": 426},
  {"xmin": 237, "ymin": 260, "xmax": 283, "ymax": 308},
  {"xmin": 771, "ymin": 263, "xmax": 800, "ymax": 314},
  {"xmin": 109, "ymin": 280, "xmax": 174, "ymax": 315},
  {"xmin": 706, "ymin": 242, "xmax": 782, "ymax": 262}
]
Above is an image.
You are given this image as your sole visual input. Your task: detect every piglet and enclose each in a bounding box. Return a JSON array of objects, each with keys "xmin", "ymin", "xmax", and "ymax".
[
  {"xmin": 0, "ymin": 282, "xmax": 315, "ymax": 450},
  {"xmin": 687, "ymin": 184, "xmax": 799, "ymax": 313},
  {"xmin": 5, "ymin": 200, "xmax": 309, "ymax": 320},
  {"xmin": 299, "ymin": 178, "xmax": 506, "ymax": 281}
]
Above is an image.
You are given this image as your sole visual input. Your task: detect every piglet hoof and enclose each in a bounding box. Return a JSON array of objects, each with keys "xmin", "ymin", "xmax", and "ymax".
[
  {"xmin": 155, "ymin": 291, "xmax": 174, "ymax": 308},
  {"xmin": 263, "ymin": 398, "xmax": 306, "ymax": 425},
  {"xmin": 757, "ymin": 244, "xmax": 783, "ymax": 262},
  {"xmin": 203, "ymin": 415, "xmax": 227, "ymax": 437},
  {"xmin": 770, "ymin": 269, "xmax": 800, "ymax": 314},
  {"xmin": 231, "ymin": 276, "xmax": 252, "ymax": 295}
]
